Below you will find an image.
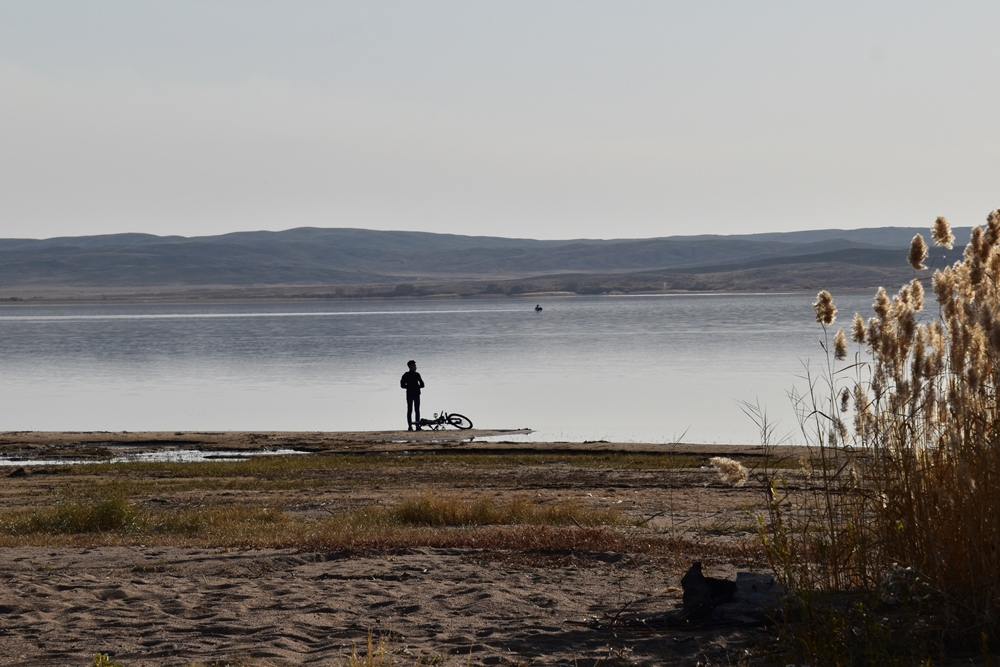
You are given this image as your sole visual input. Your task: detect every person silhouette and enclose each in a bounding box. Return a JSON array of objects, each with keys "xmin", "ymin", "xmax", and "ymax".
[{"xmin": 399, "ymin": 360, "xmax": 425, "ymax": 431}]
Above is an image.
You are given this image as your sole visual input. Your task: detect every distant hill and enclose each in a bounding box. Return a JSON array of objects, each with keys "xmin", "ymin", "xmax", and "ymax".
[{"xmin": 0, "ymin": 226, "xmax": 971, "ymax": 300}]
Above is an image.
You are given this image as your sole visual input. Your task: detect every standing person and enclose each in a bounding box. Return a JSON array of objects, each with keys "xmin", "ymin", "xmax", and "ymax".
[{"xmin": 400, "ymin": 360, "xmax": 425, "ymax": 431}]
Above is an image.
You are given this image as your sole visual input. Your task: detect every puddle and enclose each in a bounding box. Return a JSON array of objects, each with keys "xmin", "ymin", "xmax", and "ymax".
[
  {"xmin": 0, "ymin": 458, "xmax": 92, "ymax": 467},
  {"xmin": 0, "ymin": 449, "xmax": 306, "ymax": 467},
  {"xmin": 117, "ymin": 448, "xmax": 305, "ymax": 463}
]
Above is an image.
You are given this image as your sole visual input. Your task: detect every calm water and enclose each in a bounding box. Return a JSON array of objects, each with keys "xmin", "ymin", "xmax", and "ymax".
[{"xmin": 0, "ymin": 293, "xmax": 877, "ymax": 444}]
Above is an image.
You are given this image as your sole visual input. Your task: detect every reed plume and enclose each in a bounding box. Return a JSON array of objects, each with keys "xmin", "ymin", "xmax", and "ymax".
[
  {"xmin": 932, "ymin": 215, "xmax": 954, "ymax": 249},
  {"xmin": 813, "ymin": 290, "xmax": 836, "ymax": 325},
  {"xmin": 709, "ymin": 456, "xmax": 748, "ymax": 487},
  {"xmin": 833, "ymin": 328, "xmax": 847, "ymax": 360},
  {"xmin": 908, "ymin": 233, "xmax": 929, "ymax": 270},
  {"xmin": 850, "ymin": 312, "xmax": 866, "ymax": 344}
]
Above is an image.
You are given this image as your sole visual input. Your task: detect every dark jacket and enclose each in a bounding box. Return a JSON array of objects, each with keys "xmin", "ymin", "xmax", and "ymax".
[{"xmin": 400, "ymin": 371, "xmax": 424, "ymax": 396}]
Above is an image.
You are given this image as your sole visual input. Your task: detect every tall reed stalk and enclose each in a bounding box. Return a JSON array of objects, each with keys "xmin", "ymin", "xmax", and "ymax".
[{"xmin": 759, "ymin": 211, "xmax": 1000, "ymax": 659}]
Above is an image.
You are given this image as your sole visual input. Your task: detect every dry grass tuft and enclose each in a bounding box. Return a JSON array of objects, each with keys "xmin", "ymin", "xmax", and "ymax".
[
  {"xmin": 377, "ymin": 492, "xmax": 623, "ymax": 528},
  {"xmin": 345, "ymin": 630, "xmax": 394, "ymax": 667}
]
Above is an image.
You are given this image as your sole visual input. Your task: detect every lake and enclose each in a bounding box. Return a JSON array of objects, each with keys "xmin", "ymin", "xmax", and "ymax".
[{"xmin": 0, "ymin": 292, "xmax": 880, "ymax": 444}]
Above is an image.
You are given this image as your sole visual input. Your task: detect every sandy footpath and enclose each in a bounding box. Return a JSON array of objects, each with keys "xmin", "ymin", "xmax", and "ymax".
[{"xmin": 0, "ymin": 431, "xmax": 791, "ymax": 666}]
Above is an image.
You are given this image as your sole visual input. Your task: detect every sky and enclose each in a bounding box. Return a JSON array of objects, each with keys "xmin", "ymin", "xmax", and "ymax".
[{"xmin": 1, "ymin": 2, "xmax": 999, "ymax": 241}]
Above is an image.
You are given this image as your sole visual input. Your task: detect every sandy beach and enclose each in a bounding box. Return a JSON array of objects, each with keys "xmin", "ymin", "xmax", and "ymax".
[{"xmin": 0, "ymin": 432, "xmax": 794, "ymax": 666}]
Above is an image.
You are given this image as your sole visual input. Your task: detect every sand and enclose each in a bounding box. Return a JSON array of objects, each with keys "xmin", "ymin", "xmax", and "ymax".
[{"xmin": 0, "ymin": 432, "xmax": 791, "ymax": 666}]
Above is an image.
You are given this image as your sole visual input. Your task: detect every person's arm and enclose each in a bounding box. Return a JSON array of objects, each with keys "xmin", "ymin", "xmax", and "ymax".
[
  {"xmin": 400, "ymin": 374, "xmax": 407, "ymax": 389},
  {"xmin": 418, "ymin": 373, "xmax": 425, "ymax": 388}
]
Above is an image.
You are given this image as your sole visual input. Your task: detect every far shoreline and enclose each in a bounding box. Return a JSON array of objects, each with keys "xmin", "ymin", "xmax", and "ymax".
[{"xmin": 0, "ymin": 283, "xmax": 876, "ymax": 306}]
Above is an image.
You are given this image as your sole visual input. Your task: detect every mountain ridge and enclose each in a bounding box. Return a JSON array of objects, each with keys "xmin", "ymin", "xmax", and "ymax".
[{"xmin": 0, "ymin": 226, "xmax": 971, "ymax": 299}]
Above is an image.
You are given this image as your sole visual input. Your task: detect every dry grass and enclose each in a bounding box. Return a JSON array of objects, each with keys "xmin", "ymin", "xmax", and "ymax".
[
  {"xmin": 377, "ymin": 492, "xmax": 625, "ymax": 527},
  {"xmin": 0, "ymin": 488, "xmax": 665, "ymax": 554},
  {"xmin": 757, "ymin": 211, "xmax": 1000, "ymax": 663},
  {"xmin": 0, "ymin": 452, "xmax": 766, "ymax": 576},
  {"xmin": 23, "ymin": 452, "xmax": 716, "ymax": 498}
]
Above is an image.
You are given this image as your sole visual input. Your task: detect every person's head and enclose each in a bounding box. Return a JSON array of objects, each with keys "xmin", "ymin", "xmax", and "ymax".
[{"xmin": 407, "ymin": 360, "xmax": 417, "ymax": 371}]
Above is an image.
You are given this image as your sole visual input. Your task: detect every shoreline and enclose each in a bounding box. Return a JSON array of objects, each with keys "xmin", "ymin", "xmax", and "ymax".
[
  {"xmin": 0, "ymin": 430, "xmax": 803, "ymax": 461},
  {"xmin": 0, "ymin": 285, "xmax": 863, "ymax": 306}
]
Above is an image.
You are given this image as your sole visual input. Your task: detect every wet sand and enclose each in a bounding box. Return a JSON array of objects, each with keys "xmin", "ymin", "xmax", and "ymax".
[{"xmin": 0, "ymin": 429, "xmax": 791, "ymax": 460}]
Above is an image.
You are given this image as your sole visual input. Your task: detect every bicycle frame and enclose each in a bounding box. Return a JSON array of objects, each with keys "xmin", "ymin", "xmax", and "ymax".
[{"xmin": 416, "ymin": 411, "xmax": 473, "ymax": 430}]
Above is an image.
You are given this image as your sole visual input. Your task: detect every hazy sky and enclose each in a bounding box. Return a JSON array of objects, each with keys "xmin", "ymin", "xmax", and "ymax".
[{"xmin": 2, "ymin": 2, "xmax": 998, "ymax": 241}]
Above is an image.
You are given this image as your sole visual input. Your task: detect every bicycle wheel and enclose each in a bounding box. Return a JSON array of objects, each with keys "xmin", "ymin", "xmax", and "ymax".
[{"xmin": 446, "ymin": 413, "xmax": 473, "ymax": 430}]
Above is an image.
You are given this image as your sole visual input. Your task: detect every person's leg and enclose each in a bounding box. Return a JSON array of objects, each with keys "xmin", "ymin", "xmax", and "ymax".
[
  {"xmin": 406, "ymin": 396, "xmax": 415, "ymax": 430},
  {"xmin": 414, "ymin": 395, "xmax": 421, "ymax": 429}
]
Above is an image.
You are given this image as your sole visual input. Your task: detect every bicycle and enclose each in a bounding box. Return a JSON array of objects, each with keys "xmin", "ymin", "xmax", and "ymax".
[{"xmin": 417, "ymin": 411, "xmax": 474, "ymax": 430}]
